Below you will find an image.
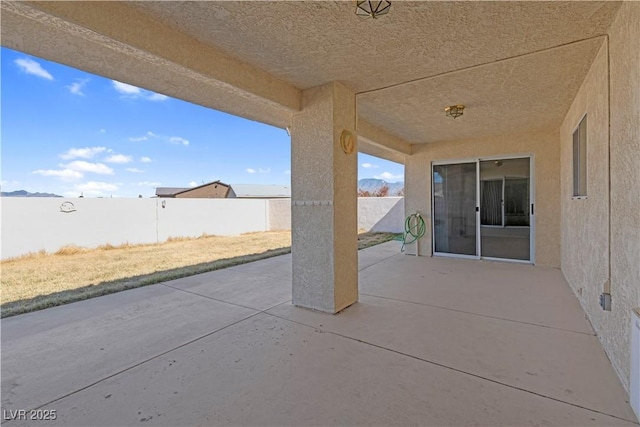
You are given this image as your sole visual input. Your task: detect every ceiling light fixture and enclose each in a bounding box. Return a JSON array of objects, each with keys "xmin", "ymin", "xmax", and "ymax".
[
  {"xmin": 445, "ymin": 105, "xmax": 465, "ymax": 119},
  {"xmin": 355, "ymin": 1, "xmax": 391, "ymax": 19}
]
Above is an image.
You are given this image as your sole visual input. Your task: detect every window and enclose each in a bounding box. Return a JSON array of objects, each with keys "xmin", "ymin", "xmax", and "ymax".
[{"xmin": 573, "ymin": 115, "xmax": 587, "ymax": 197}]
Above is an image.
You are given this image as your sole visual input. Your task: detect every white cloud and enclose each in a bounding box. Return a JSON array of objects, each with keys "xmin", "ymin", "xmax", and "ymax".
[
  {"xmin": 77, "ymin": 181, "xmax": 119, "ymax": 191},
  {"xmin": 136, "ymin": 181, "xmax": 161, "ymax": 187},
  {"xmin": 148, "ymin": 93, "xmax": 169, "ymax": 102},
  {"xmin": 126, "ymin": 168, "xmax": 144, "ymax": 173},
  {"xmin": 112, "ymin": 81, "xmax": 141, "ymax": 95},
  {"xmin": 59, "ymin": 146, "xmax": 107, "ymax": 160},
  {"xmin": 14, "ymin": 58, "xmax": 54, "ymax": 80},
  {"xmin": 247, "ymin": 167, "xmax": 270, "ymax": 174},
  {"xmin": 67, "ymin": 79, "xmax": 89, "ymax": 96},
  {"xmin": 105, "ymin": 154, "xmax": 133, "ymax": 164},
  {"xmin": 62, "ymin": 161, "xmax": 114, "ymax": 175},
  {"xmin": 140, "ymin": 157, "xmax": 152, "ymax": 163},
  {"xmin": 33, "ymin": 169, "xmax": 83, "ymax": 180},
  {"xmin": 112, "ymin": 80, "xmax": 169, "ymax": 102},
  {"xmin": 374, "ymin": 171, "xmax": 404, "ymax": 182},
  {"xmin": 99, "ymin": 129, "xmax": 106, "ymax": 134},
  {"xmin": 142, "ymin": 131, "xmax": 189, "ymax": 147},
  {"xmin": 284, "ymin": 170, "xmax": 291, "ymax": 175},
  {"xmin": 189, "ymin": 181, "xmax": 198, "ymax": 187},
  {"xmin": 76, "ymin": 181, "xmax": 119, "ymax": 196},
  {"xmin": 169, "ymin": 136, "xmax": 189, "ymax": 146},
  {"xmin": 362, "ymin": 162, "xmax": 378, "ymax": 169},
  {"xmin": 129, "ymin": 136, "xmax": 148, "ymax": 142}
]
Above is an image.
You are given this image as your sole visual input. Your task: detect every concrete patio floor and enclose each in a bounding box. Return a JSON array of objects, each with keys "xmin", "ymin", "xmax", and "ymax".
[{"xmin": 1, "ymin": 241, "xmax": 637, "ymax": 426}]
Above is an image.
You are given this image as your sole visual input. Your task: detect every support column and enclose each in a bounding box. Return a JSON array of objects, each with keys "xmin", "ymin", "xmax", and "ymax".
[
  {"xmin": 290, "ymin": 82, "xmax": 358, "ymax": 313},
  {"xmin": 404, "ymin": 150, "xmax": 431, "ymax": 256}
]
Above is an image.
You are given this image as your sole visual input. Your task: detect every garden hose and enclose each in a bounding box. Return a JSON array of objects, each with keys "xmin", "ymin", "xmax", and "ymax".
[{"xmin": 401, "ymin": 213, "xmax": 426, "ymax": 253}]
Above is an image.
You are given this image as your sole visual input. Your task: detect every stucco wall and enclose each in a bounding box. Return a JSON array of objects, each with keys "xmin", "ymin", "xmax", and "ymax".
[
  {"xmin": 0, "ymin": 197, "xmax": 403, "ymax": 259},
  {"xmin": 405, "ymin": 129, "xmax": 560, "ymax": 267},
  {"xmin": 156, "ymin": 198, "xmax": 267, "ymax": 241},
  {"xmin": 0, "ymin": 198, "xmax": 158, "ymax": 259},
  {"xmin": 267, "ymin": 199, "xmax": 292, "ymax": 231},
  {"xmin": 609, "ymin": 1, "xmax": 640, "ymax": 393},
  {"xmin": 0, "ymin": 198, "xmax": 267, "ymax": 259},
  {"xmin": 359, "ymin": 197, "xmax": 404, "ymax": 233},
  {"xmin": 268, "ymin": 197, "xmax": 405, "ymax": 233},
  {"xmin": 290, "ymin": 82, "xmax": 358, "ymax": 313},
  {"xmin": 560, "ymin": 2, "xmax": 640, "ymax": 392},
  {"xmin": 266, "ymin": 198, "xmax": 404, "ymax": 233}
]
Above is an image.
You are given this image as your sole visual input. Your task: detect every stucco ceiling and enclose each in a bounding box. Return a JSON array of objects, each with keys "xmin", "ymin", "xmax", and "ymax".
[{"xmin": 131, "ymin": 1, "xmax": 620, "ymax": 145}]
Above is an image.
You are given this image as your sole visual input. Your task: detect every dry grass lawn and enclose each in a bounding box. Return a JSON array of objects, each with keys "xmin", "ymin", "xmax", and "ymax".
[{"xmin": 1, "ymin": 231, "xmax": 398, "ymax": 318}]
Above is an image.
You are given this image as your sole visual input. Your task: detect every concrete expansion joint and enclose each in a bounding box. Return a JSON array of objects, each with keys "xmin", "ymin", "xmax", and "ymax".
[
  {"xmin": 24, "ymin": 310, "xmax": 264, "ymax": 414},
  {"xmin": 160, "ymin": 282, "xmax": 262, "ymax": 312},
  {"xmin": 359, "ymin": 292, "xmax": 598, "ymax": 337},
  {"xmin": 24, "ymin": 285, "xmax": 293, "ymax": 415},
  {"xmin": 264, "ymin": 311, "xmax": 639, "ymax": 425},
  {"xmin": 357, "ymin": 253, "xmax": 403, "ymax": 273}
]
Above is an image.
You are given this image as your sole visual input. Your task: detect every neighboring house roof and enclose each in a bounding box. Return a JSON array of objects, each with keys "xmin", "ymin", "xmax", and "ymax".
[
  {"xmin": 174, "ymin": 180, "xmax": 230, "ymax": 197},
  {"xmin": 156, "ymin": 187, "xmax": 189, "ymax": 197},
  {"xmin": 228, "ymin": 184, "xmax": 291, "ymax": 198},
  {"xmin": 156, "ymin": 182, "xmax": 291, "ymax": 198}
]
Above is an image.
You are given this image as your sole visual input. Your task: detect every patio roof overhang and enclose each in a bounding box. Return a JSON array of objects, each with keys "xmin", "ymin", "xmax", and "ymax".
[{"xmin": 0, "ymin": 1, "xmax": 622, "ymax": 162}]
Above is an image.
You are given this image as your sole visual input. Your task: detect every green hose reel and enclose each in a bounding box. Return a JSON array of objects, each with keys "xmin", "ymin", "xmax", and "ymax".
[{"xmin": 400, "ymin": 212, "xmax": 426, "ymax": 253}]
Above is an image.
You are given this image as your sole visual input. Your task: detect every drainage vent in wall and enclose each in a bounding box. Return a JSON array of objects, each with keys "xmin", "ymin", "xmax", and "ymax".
[{"xmin": 631, "ymin": 308, "xmax": 640, "ymax": 421}]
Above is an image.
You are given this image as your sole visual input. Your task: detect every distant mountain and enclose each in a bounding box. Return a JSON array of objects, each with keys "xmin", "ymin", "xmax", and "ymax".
[
  {"xmin": 1, "ymin": 190, "xmax": 62, "ymax": 198},
  {"xmin": 358, "ymin": 178, "xmax": 404, "ymax": 196}
]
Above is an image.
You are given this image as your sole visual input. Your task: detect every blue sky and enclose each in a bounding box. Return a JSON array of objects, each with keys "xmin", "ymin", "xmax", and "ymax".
[{"xmin": 1, "ymin": 47, "xmax": 404, "ymax": 198}]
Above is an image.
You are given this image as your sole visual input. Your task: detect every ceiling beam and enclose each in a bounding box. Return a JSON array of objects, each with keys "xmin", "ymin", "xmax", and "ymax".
[
  {"xmin": 357, "ymin": 119, "xmax": 412, "ymax": 164},
  {"xmin": 2, "ymin": 1, "xmax": 301, "ymax": 126}
]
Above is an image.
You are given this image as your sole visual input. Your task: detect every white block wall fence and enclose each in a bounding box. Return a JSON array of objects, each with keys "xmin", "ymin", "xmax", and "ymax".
[{"xmin": 0, "ymin": 197, "xmax": 404, "ymax": 259}]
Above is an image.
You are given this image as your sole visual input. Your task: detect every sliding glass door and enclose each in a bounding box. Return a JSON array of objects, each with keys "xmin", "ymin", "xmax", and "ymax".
[
  {"xmin": 432, "ymin": 162, "xmax": 477, "ymax": 257},
  {"xmin": 479, "ymin": 158, "xmax": 531, "ymax": 261},
  {"xmin": 432, "ymin": 157, "xmax": 533, "ymax": 262}
]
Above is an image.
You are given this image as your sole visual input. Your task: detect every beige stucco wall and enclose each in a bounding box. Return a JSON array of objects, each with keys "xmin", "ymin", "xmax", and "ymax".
[
  {"xmin": 561, "ymin": 2, "xmax": 640, "ymax": 392},
  {"xmin": 267, "ymin": 199, "xmax": 292, "ymax": 231},
  {"xmin": 406, "ymin": 129, "xmax": 560, "ymax": 267}
]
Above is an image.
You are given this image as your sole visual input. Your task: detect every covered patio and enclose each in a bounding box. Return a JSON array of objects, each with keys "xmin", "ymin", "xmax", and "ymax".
[
  {"xmin": 2, "ymin": 1, "xmax": 639, "ymax": 424},
  {"xmin": 2, "ymin": 242, "xmax": 636, "ymax": 426}
]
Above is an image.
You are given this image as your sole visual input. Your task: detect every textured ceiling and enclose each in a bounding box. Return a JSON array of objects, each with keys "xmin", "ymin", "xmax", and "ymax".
[
  {"xmin": 358, "ymin": 38, "xmax": 605, "ymax": 143},
  {"xmin": 131, "ymin": 1, "xmax": 620, "ymax": 145},
  {"xmin": 133, "ymin": 1, "xmax": 619, "ymax": 93},
  {"xmin": 4, "ymin": 1, "xmax": 621, "ymax": 150}
]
